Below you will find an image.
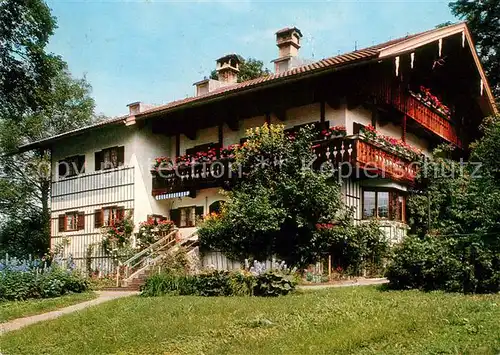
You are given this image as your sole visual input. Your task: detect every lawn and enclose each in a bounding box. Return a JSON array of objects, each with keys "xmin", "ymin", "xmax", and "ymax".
[
  {"xmin": 0, "ymin": 292, "xmax": 97, "ymax": 323},
  {"xmin": 1, "ymin": 286, "xmax": 499, "ymax": 355}
]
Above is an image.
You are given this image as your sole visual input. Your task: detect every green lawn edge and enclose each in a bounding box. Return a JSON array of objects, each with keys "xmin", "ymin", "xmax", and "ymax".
[
  {"xmin": 0, "ymin": 291, "xmax": 97, "ymax": 323},
  {"xmin": 1, "ymin": 286, "xmax": 499, "ymax": 355}
]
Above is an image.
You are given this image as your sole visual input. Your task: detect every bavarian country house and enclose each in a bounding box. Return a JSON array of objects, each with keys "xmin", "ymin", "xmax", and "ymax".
[{"xmin": 18, "ymin": 23, "xmax": 497, "ymax": 288}]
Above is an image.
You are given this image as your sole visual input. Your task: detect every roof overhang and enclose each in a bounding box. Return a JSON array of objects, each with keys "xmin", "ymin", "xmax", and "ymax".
[{"xmin": 378, "ymin": 22, "xmax": 497, "ymax": 116}]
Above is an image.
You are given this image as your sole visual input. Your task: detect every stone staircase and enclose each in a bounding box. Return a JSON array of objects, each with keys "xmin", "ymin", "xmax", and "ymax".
[{"xmin": 118, "ymin": 229, "xmax": 199, "ymax": 290}]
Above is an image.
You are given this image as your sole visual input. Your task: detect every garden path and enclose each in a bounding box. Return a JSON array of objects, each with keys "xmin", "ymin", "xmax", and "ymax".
[
  {"xmin": 298, "ymin": 277, "xmax": 388, "ymax": 290},
  {"xmin": 0, "ymin": 290, "xmax": 138, "ymax": 335}
]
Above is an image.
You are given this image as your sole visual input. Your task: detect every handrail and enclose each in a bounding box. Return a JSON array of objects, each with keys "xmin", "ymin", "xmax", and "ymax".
[{"xmin": 120, "ymin": 228, "xmax": 178, "ymax": 267}]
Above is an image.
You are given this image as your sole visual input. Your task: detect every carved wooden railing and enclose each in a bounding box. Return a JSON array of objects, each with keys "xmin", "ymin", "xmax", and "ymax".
[
  {"xmin": 311, "ymin": 136, "xmax": 418, "ymax": 182},
  {"xmin": 152, "ymin": 159, "xmax": 237, "ymax": 195},
  {"xmin": 355, "ymin": 140, "xmax": 417, "ymax": 182},
  {"xmin": 375, "ymin": 83, "xmax": 461, "ymax": 147}
]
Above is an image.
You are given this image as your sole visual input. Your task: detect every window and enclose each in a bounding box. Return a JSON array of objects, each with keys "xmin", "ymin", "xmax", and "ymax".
[
  {"xmin": 94, "ymin": 206, "xmax": 125, "ymax": 228},
  {"xmin": 58, "ymin": 211, "xmax": 85, "ymax": 232},
  {"xmin": 58, "ymin": 155, "xmax": 85, "ymax": 178},
  {"xmin": 170, "ymin": 206, "xmax": 204, "ymax": 227},
  {"xmin": 180, "ymin": 207, "xmax": 196, "ymax": 227},
  {"xmin": 362, "ymin": 189, "xmax": 406, "ymax": 221},
  {"xmin": 147, "ymin": 214, "xmax": 166, "ymax": 225},
  {"xmin": 363, "ymin": 191, "xmax": 376, "ymax": 218},
  {"xmin": 95, "ymin": 146, "xmax": 124, "ymax": 171},
  {"xmin": 209, "ymin": 201, "xmax": 225, "ymax": 214}
]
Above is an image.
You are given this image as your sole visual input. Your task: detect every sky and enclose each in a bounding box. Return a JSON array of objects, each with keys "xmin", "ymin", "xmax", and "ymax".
[{"xmin": 46, "ymin": 0, "xmax": 457, "ymax": 117}]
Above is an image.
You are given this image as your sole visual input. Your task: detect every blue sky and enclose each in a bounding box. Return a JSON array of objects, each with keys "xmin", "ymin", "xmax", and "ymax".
[{"xmin": 46, "ymin": 0, "xmax": 456, "ymax": 117}]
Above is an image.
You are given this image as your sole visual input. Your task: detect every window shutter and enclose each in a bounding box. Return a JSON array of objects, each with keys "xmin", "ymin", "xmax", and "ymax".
[
  {"xmin": 170, "ymin": 209, "xmax": 180, "ymax": 227},
  {"xmin": 77, "ymin": 212, "xmax": 85, "ymax": 230},
  {"xmin": 95, "ymin": 151, "xmax": 102, "ymax": 171},
  {"xmin": 77, "ymin": 155, "xmax": 85, "ymax": 174},
  {"xmin": 117, "ymin": 146, "xmax": 125, "ymax": 166},
  {"xmin": 195, "ymin": 206, "xmax": 204, "ymax": 226},
  {"xmin": 195, "ymin": 206, "xmax": 204, "ymax": 218},
  {"xmin": 116, "ymin": 207, "xmax": 125, "ymax": 221},
  {"xmin": 58, "ymin": 214, "xmax": 65, "ymax": 232},
  {"xmin": 94, "ymin": 209, "xmax": 102, "ymax": 228}
]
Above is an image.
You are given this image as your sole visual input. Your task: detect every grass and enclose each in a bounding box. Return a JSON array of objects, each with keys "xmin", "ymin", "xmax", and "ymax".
[
  {"xmin": 1, "ymin": 286, "xmax": 499, "ymax": 355},
  {"xmin": 0, "ymin": 292, "xmax": 97, "ymax": 323}
]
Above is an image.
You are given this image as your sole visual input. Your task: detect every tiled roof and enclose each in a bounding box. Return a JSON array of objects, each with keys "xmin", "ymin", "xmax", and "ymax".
[
  {"xmin": 136, "ymin": 25, "xmax": 451, "ymax": 119},
  {"xmin": 17, "ymin": 22, "xmax": 496, "ymax": 153}
]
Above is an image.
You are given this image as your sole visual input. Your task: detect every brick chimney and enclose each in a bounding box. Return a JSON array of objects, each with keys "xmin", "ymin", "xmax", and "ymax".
[
  {"xmin": 215, "ymin": 54, "xmax": 242, "ymax": 84},
  {"xmin": 272, "ymin": 27, "xmax": 303, "ymax": 73}
]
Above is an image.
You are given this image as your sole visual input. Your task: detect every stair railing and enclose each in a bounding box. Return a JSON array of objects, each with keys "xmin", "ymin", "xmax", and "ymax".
[{"xmin": 116, "ymin": 228, "xmax": 179, "ymax": 286}]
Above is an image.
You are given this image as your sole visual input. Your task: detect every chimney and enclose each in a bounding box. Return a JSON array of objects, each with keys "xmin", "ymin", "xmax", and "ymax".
[
  {"xmin": 215, "ymin": 54, "xmax": 242, "ymax": 84},
  {"xmin": 272, "ymin": 27, "xmax": 303, "ymax": 73},
  {"xmin": 126, "ymin": 102, "xmax": 155, "ymax": 125}
]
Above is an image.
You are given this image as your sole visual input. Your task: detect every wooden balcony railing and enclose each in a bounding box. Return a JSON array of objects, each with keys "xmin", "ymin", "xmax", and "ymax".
[
  {"xmin": 152, "ymin": 159, "xmax": 236, "ymax": 196},
  {"xmin": 375, "ymin": 84, "xmax": 461, "ymax": 147},
  {"xmin": 312, "ymin": 137, "xmax": 418, "ymax": 183},
  {"xmin": 153, "ymin": 135, "xmax": 418, "ymax": 196}
]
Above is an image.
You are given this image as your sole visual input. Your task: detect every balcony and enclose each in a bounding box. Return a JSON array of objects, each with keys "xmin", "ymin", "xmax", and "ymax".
[
  {"xmin": 374, "ymin": 84, "xmax": 462, "ymax": 147},
  {"xmin": 153, "ymin": 135, "xmax": 417, "ymax": 197},
  {"xmin": 312, "ymin": 137, "xmax": 418, "ymax": 183},
  {"xmin": 152, "ymin": 159, "xmax": 236, "ymax": 196}
]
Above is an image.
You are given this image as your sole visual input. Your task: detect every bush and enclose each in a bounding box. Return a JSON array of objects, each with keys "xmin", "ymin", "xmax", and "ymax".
[
  {"xmin": 140, "ymin": 270, "xmax": 294, "ymax": 297},
  {"xmin": 254, "ymin": 272, "xmax": 295, "ymax": 297},
  {"xmin": 315, "ymin": 221, "xmax": 389, "ymax": 276},
  {"xmin": 386, "ymin": 235, "xmax": 500, "ymax": 293},
  {"xmin": 0, "ymin": 258, "xmax": 89, "ymax": 301}
]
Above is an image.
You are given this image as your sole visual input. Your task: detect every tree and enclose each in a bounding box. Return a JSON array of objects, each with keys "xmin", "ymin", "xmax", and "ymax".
[
  {"xmin": 0, "ymin": 67, "xmax": 96, "ymax": 256},
  {"xmin": 0, "ymin": 0, "xmax": 63, "ymax": 118},
  {"xmin": 209, "ymin": 57, "xmax": 270, "ymax": 83},
  {"xmin": 450, "ymin": 0, "xmax": 500, "ymax": 98},
  {"xmin": 198, "ymin": 124, "xmax": 386, "ymax": 267},
  {"xmin": 389, "ymin": 115, "xmax": 500, "ymax": 293}
]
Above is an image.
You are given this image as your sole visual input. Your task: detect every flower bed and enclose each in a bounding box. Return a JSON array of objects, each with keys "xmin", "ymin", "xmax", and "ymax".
[
  {"xmin": 0, "ymin": 256, "xmax": 89, "ymax": 301},
  {"xmin": 320, "ymin": 125, "xmax": 347, "ymax": 139},
  {"xmin": 360, "ymin": 125, "xmax": 422, "ymax": 160},
  {"xmin": 411, "ymin": 86, "xmax": 451, "ymax": 119}
]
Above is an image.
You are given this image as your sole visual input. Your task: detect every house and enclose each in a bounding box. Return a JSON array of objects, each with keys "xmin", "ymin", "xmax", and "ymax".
[{"xmin": 18, "ymin": 23, "xmax": 497, "ymax": 274}]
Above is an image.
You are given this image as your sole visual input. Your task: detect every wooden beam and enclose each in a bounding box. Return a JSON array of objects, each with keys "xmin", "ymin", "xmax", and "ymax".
[
  {"xmin": 175, "ymin": 134, "xmax": 180, "ymax": 157},
  {"xmin": 320, "ymin": 101, "xmax": 325, "ymax": 123},
  {"xmin": 265, "ymin": 112, "xmax": 271, "ymax": 125},
  {"xmin": 183, "ymin": 128, "xmax": 197, "ymax": 141},
  {"xmin": 275, "ymin": 109, "xmax": 286, "ymax": 122},
  {"xmin": 325, "ymin": 96, "xmax": 342, "ymax": 109},
  {"xmin": 218, "ymin": 124, "xmax": 223, "ymax": 146}
]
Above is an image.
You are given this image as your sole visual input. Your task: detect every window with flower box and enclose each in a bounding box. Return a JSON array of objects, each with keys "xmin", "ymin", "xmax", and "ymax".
[
  {"xmin": 94, "ymin": 206, "xmax": 125, "ymax": 228},
  {"xmin": 362, "ymin": 189, "xmax": 406, "ymax": 222},
  {"xmin": 58, "ymin": 211, "xmax": 85, "ymax": 232}
]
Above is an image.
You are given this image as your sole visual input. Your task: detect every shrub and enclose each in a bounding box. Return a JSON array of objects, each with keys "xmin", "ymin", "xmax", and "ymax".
[
  {"xmin": 386, "ymin": 235, "xmax": 500, "ymax": 293},
  {"xmin": 315, "ymin": 221, "xmax": 389, "ymax": 276},
  {"xmin": 140, "ymin": 273, "xmax": 197, "ymax": 297},
  {"xmin": 140, "ymin": 270, "xmax": 294, "ymax": 297},
  {"xmin": 0, "ymin": 257, "xmax": 89, "ymax": 301},
  {"xmin": 254, "ymin": 272, "xmax": 296, "ymax": 297}
]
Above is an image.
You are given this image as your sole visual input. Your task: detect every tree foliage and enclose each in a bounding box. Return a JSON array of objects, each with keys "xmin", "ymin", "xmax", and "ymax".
[
  {"xmin": 199, "ymin": 124, "xmax": 387, "ymax": 268},
  {"xmin": 0, "ymin": 0, "xmax": 63, "ymax": 118},
  {"xmin": 0, "ymin": 66, "xmax": 96, "ymax": 257},
  {"xmin": 389, "ymin": 115, "xmax": 500, "ymax": 293},
  {"xmin": 209, "ymin": 57, "xmax": 270, "ymax": 83},
  {"xmin": 450, "ymin": 0, "xmax": 500, "ymax": 98}
]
